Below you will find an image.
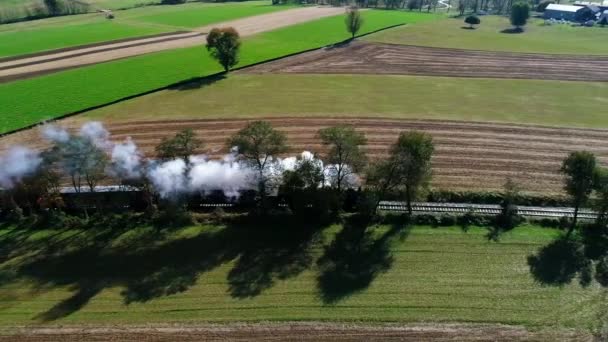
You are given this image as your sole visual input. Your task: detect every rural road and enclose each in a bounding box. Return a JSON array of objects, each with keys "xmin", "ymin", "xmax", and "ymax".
[{"xmin": 0, "ymin": 6, "xmax": 345, "ymax": 83}]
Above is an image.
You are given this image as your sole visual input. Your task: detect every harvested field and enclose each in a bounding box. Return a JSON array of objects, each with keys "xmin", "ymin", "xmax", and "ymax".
[
  {"xmin": 0, "ymin": 323, "xmax": 591, "ymax": 341},
  {"xmin": 4, "ymin": 117, "xmax": 608, "ymax": 195},
  {"xmin": 244, "ymin": 41, "xmax": 608, "ymax": 82},
  {"xmin": 0, "ymin": 6, "xmax": 345, "ymax": 83}
]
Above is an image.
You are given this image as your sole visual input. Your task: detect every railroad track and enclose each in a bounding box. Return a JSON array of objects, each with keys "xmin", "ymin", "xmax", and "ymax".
[{"xmin": 378, "ymin": 201, "xmax": 597, "ymax": 220}]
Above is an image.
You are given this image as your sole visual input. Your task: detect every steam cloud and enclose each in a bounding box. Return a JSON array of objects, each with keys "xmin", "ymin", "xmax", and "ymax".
[
  {"xmin": 6, "ymin": 122, "xmax": 360, "ymax": 197},
  {"xmin": 79, "ymin": 121, "xmax": 111, "ymax": 148},
  {"xmin": 110, "ymin": 138, "xmax": 142, "ymax": 180},
  {"xmin": 0, "ymin": 147, "xmax": 42, "ymax": 189},
  {"xmin": 41, "ymin": 124, "xmax": 69, "ymax": 143}
]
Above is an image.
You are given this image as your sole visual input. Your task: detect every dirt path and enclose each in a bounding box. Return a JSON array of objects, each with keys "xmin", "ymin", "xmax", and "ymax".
[
  {"xmin": 0, "ymin": 6, "xmax": 345, "ymax": 83},
  {"xmin": 3, "ymin": 117, "xmax": 608, "ymax": 195},
  {"xmin": 244, "ymin": 40, "xmax": 608, "ymax": 82},
  {"xmin": 0, "ymin": 322, "xmax": 591, "ymax": 341}
]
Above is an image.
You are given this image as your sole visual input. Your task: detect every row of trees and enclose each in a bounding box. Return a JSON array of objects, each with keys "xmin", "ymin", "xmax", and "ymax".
[
  {"xmin": 0, "ymin": 0, "xmax": 89, "ymax": 24},
  {"xmin": 1, "ymin": 121, "xmax": 436, "ymax": 223}
]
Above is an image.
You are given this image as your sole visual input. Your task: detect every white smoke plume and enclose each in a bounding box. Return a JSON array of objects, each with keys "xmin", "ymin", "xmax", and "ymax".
[
  {"xmin": 189, "ymin": 157, "xmax": 255, "ymax": 198},
  {"xmin": 147, "ymin": 159, "xmax": 188, "ymax": 199},
  {"xmin": 79, "ymin": 121, "xmax": 111, "ymax": 148},
  {"xmin": 41, "ymin": 124, "xmax": 69, "ymax": 143},
  {"xmin": 110, "ymin": 138, "xmax": 143, "ymax": 180},
  {"xmin": 0, "ymin": 147, "xmax": 42, "ymax": 189}
]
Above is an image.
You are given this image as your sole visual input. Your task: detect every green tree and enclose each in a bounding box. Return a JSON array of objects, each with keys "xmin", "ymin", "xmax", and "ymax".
[
  {"xmin": 390, "ymin": 131, "xmax": 434, "ymax": 215},
  {"xmin": 561, "ymin": 151, "xmax": 596, "ymax": 235},
  {"xmin": 593, "ymin": 167, "xmax": 608, "ymax": 226},
  {"xmin": 464, "ymin": 15, "xmax": 480, "ymax": 28},
  {"xmin": 498, "ymin": 178, "xmax": 521, "ymax": 228},
  {"xmin": 206, "ymin": 27, "xmax": 241, "ymax": 72},
  {"xmin": 44, "ymin": 0, "xmax": 61, "ymax": 15},
  {"xmin": 345, "ymin": 7, "xmax": 363, "ymax": 38},
  {"xmin": 318, "ymin": 125, "xmax": 367, "ymax": 193},
  {"xmin": 156, "ymin": 128, "xmax": 203, "ymax": 168},
  {"xmin": 510, "ymin": 2, "xmax": 530, "ymax": 31},
  {"xmin": 228, "ymin": 121, "xmax": 288, "ymax": 212}
]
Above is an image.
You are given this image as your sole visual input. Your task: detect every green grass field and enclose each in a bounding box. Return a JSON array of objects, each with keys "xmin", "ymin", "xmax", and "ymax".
[
  {"xmin": 0, "ymin": 217, "xmax": 603, "ymax": 330},
  {"xmin": 0, "ymin": 10, "xmax": 438, "ymax": 134},
  {"xmin": 85, "ymin": 74, "xmax": 608, "ymax": 129},
  {"xmin": 365, "ymin": 15, "xmax": 608, "ymax": 55},
  {"xmin": 0, "ymin": 1, "xmax": 294, "ymax": 58}
]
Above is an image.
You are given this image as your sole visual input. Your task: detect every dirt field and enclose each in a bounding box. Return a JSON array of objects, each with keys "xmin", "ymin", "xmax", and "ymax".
[
  {"xmin": 0, "ymin": 6, "xmax": 345, "ymax": 83},
  {"xmin": 244, "ymin": 41, "xmax": 608, "ymax": 82},
  {"xmin": 0, "ymin": 323, "xmax": 592, "ymax": 341},
  {"xmin": 3, "ymin": 117, "xmax": 608, "ymax": 195}
]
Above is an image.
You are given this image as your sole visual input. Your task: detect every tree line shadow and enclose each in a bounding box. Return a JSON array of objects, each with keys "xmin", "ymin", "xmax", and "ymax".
[
  {"xmin": 0, "ymin": 212, "xmax": 409, "ymax": 322},
  {"xmin": 527, "ymin": 224, "xmax": 608, "ymax": 288}
]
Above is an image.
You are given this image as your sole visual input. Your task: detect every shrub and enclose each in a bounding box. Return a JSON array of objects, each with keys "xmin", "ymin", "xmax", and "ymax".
[
  {"xmin": 161, "ymin": 0, "xmax": 186, "ymax": 4},
  {"xmin": 464, "ymin": 15, "xmax": 480, "ymax": 28},
  {"xmin": 510, "ymin": 2, "xmax": 530, "ymax": 30}
]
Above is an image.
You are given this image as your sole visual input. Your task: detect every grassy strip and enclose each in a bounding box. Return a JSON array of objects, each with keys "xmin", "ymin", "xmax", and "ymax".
[
  {"xmin": 0, "ymin": 220, "xmax": 601, "ymax": 329},
  {"xmin": 365, "ymin": 15, "xmax": 608, "ymax": 55},
  {"xmin": 0, "ymin": 1, "xmax": 293, "ymax": 58},
  {"xmin": 0, "ymin": 20, "xmax": 168, "ymax": 58},
  {"xmin": 0, "ymin": 11, "xmax": 438, "ymax": 134},
  {"xmin": 87, "ymin": 74, "xmax": 608, "ymax": 129}
]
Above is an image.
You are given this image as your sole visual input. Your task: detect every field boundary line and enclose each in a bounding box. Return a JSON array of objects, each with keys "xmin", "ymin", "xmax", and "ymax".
[
  {"xmin": 0, "ymin": 31, "xmax": 192, "ymax": 63},
  {"xmin": 0, "ymin": 23, "xmax": 405, "ymax": 138}
]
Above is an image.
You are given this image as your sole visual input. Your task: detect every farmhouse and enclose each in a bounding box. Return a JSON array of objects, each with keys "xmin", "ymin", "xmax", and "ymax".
[{"xmin": 544, "ymin": 4, "xmax": 586, "ymax": 20}]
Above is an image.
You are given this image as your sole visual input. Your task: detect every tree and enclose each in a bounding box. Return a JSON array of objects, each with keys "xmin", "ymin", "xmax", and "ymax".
[
  {"xmin": 206, "ymin": 27, "xmax": 241, "ymax": 72},
  {"xmin": 345, "ymin": 7, "xmax": 364, "ymax": 38},
  {"xmin": 495, "ymin": 178, "xmax": 521, "ymax": 230},
  {"xmin": 280, "ymin": 155, "xmax": 334, "ymax": 220},
  {"xmin": 44, "ymin": 0, "xmax": 61, "ymax": 15},
  {"xmin": 510, "ymin": 2, "xmax": 529, "ymax": 31},
  {"xmin": 53, "ymin": 136, "xmax": 108, "ymax": 193},
  {"xmin": 593, "ymin": 167, "xmax": 608, "ymax": 227},
  {"xmin": 228, "ymin": 121, "xmax": 288, "ymax": 211},
  {"xmin": 318, "ymin": 125, "xmax": 367, "ymax": 193},
  {"xmin": 464, "ymin": 15, "xmax": 480, "ymax": 28},
  {"xmin": 390, "ymin": 131, "xmax": 434, "ymax": 215},
  {"xmin": 156, "ymin": 129, "xmax": 203, "ymax": 168},
  {"xmin": 561, "ymin": 151, "xmax": 596, "ymax": 235}
]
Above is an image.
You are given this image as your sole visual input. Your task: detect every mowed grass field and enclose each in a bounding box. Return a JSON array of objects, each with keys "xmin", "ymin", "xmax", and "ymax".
[
  {"xmin": 86, "ymin": 73, "xmax": 608, "ymax": 128},
  {"xmin": 365, "ymin": 15, "xmax": 608, "ymax": 55},
  {"xmin": 0, "ymin": 1, "xmax": 295, "ymax": 58},
  {"xmin": 0, "ymin": 11, "xmax": 438, "ymax": 134},
  {"xmin": 0, "ymin": 220, "xmax": 603, "ymax": 330}
]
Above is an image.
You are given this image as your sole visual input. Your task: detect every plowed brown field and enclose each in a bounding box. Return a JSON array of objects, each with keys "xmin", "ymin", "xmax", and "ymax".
[
  {"xmin": 3, "ymin": 117, "xmax": 608, "ymax": 195},
  {"xmin": 0, "ymin": 323, "xmax": 590, "ymax": 341},
  {"xmin": 244, "ymin": 41, "xmax": 608, "ymax": 82}
]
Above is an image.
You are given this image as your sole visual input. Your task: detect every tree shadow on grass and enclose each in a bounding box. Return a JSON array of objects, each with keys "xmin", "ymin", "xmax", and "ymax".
[
  {"xmin": 168, "ymin": 74, "xmax": 226, "ymax": 91},
  {"xmin": 527, "ymin": 235, "xmax": 591, "ymax": 287},
  {"xmin": 226, "ymin": 215, "xmax": 326, "ymax": 298},
  {"xmin": 501, "ymin": 27, "xmax": 524, "ymax": 34},
  {"xmin": 17, "ymin": 225, "xmax": 240, "ymax": 320},
  {"xmin": 7, "ymin": 213, "xmax": 332, "ymax": 321},
  {"xmin": 316, "ymin": 214, "xmax": 410, "ymax": 304}
]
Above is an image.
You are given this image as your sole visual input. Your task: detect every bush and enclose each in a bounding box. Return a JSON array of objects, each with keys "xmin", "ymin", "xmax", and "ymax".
[
  {"xmin": 161, "ymin": 0, "xmax": 186, "ymax": 4},
  {"xmin": 464, "ymin": 15, "xmax": 480, "ymax": 28},
  {"xmin": 510, "ymin": 2, "xmax": 530, "ymax": 30},
  {"xmin": 536, "ymin": 0, "xmax": 553, "ymax": 12}
]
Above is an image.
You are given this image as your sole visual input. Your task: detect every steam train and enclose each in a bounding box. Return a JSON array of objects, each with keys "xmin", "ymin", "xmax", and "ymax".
[{"xmin": 0, "ymin": 185, "xmax": 361, "ymax": 214}]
